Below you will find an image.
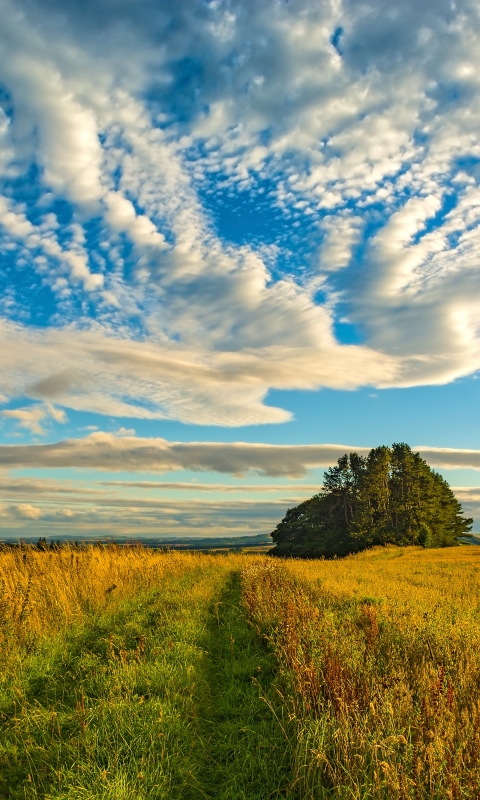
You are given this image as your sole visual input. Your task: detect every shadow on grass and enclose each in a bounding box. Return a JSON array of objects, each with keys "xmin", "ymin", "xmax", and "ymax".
[
  {"xmin": 0, "ymin": 576, "xmax": 204, "ymax": 800},
  {"xmin": 187, "ymin": 571, "xmax": 292, "ymax": 800}
]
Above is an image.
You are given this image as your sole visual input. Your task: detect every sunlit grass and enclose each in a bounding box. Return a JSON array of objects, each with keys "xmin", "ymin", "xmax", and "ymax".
[
  {"xmin": 0, "ymin": 546, "xmax": 289, "ymax": 799},
  {"xmin": 3, "ymin": 543, "xmax": 480, "ymax": 798},
  {"xmin": 242, "ymin": 546, "xmax": 480, "ymax": 798}
]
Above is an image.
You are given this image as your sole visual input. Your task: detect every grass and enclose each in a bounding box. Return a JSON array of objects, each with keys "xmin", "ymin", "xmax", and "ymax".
[
  {"xmin": 242, "ymin": 546, "xmax": 480, "ymax": 798},
  {"xmin": 0, "ymin": 547, "xmax": 289, "ymax": 799},
  {"xmin": 1, "ymin": 544, "xmax": 480, "ymax": 797}
]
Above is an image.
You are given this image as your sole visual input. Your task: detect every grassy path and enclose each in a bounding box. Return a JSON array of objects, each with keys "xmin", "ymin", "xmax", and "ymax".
[
  {"xmin": 188, "ymin": 571, "xmax": 290, "ymax": 799},
  {"xmin": 0, "ymin": 561, "xmax": 290, "ymax": 799}
]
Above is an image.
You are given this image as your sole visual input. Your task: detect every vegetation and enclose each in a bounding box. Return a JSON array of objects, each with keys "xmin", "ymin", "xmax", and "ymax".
[
  {"xmin": 242, "ymin": 546, "xmax": 480, "ymax": 798},
  {"xmin": 271, "ymin": 443, "xmax": 473, "ymax": 558},
  {"xmin": 0, "ymin": 546, "xmax": 289, "ymax": 799},
  {"xmin": 2, "ymin": 543, "xmax": 480, "ymax": 798}
]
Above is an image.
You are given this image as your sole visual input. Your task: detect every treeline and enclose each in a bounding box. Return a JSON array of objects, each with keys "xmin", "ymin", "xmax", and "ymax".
[{"xmin": 271, "ymin": 443, "xmax": 473, "ymax": 558}]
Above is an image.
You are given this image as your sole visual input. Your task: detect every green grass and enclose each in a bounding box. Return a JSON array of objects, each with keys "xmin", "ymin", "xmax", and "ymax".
[
  {"xmin": 187, "ymin": 572, "xmax": 290, "ymax": 799},
  {"xmin": 0, "ymin": 560, "xmax": 289, "ymax": 799},
  {"xmin": 7, "ymin": 546, "xmax": 480, "ymax": 798}
]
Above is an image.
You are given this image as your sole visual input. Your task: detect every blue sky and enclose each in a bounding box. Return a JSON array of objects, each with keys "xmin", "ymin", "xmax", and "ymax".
[{"xmin": 1, "ymin": 0, "xmax": 480, "ymax": 537}]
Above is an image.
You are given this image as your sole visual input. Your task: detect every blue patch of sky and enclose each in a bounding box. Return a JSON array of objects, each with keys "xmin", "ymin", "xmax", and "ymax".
[
  {"xmin": 4, "ymin": 373, "xmax": 478, "ymax": 453},
  {"xmin": 147, "ymin": 57, "xmax": 205, "ymax": 127},
  {"xmin": 0, "ymin": 250, "xmax": 58, "ymax": 326},
  {"xmin": 265, "ymin": 377, "xmax": 480, "ymax": 451},
  {"xmin": 333, "ymin": 319, "xmax": 364, "ymax": 346},
  {"xmin": 413, "ymin": 189, "xmax": 458, "ymax": 244},
  {"xmin": 0, "ymin": 85, "xmax": 13, "ymax": 118},
  {"xmin": 330, "ymin": 27, "xmax": 344, "ymax": 57},
  {"xmin": 3, "ymin": 163, "xmax": 43, "ymax": 206},
  {"xmin": 194, "ymin": 172, "xmax": 328, "ymax": 284},
  {"xmin": 453, "ymin": 155, "xmax": 480, "ymax": 179},
  {"xmin": 198, "ymin": 177, "xmax": 292, "ymax": 246}
]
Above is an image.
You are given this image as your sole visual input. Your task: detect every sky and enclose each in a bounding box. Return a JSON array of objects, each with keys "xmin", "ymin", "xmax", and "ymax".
[{"xmin": 1, "ymin": 0, "xmax": 480, "ymax": 538}]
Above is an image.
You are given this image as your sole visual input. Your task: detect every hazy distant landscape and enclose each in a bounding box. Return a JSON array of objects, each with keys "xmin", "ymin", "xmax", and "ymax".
[{"xmin": 0, "ymin": 533, "xmax": 272, "ymax": 550}]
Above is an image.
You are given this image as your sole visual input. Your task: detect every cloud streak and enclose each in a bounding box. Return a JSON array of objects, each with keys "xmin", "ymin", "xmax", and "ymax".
[
  {"xmin": 1, "ymin": 433, "xmax": 480, "ymax": 477},
  {"xmin": 0, "ymin": 320, "xmax": 399, "ymax": 425},
  {"xmin": 0, "ymin": 432, "xmax": 368, "ymax": 476}
]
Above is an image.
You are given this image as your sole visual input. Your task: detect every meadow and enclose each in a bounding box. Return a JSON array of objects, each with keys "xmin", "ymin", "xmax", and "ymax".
[{"xmin": 1, "ymin": 544, "xmax": 479, "ymax": 798}]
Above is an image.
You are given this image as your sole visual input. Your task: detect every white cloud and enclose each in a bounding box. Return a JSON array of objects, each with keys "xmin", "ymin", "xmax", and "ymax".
[
  {"xmin": 0, "ymin": 196, "xmax": 103, "ymax": 292},
  {"xmin": 0, "ymin": 320, "xmax": 400, "ymax": 426},
  {"xmin": 104, "ymin": 191, "xmax": 168, "ymax": 250},
  {"xmin": 1, "ymin": 0, "xmax": 480, "ymax": 421},
  {"xmin": 0, "ymin": 503, "xmax": 43, "ymax": 520},
  {"xmin": 318, "ymin": 215, "xmax": 362, "ymax": 273},
  {"xmin": 0, "ymin": 403, "xmax": 66, "ymax": 434},
  {"xmin": 1, "ymin": 407, "xmax": 47, "ymax": 435},
  {"xmin": 0, "ymin": 432, "xmax": 368, "ymax": 476}
]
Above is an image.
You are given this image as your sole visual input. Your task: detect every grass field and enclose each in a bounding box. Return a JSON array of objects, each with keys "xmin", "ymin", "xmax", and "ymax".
[{"xmin": 1, "ymin": 545, "xmax": 479, "ymax": 798}]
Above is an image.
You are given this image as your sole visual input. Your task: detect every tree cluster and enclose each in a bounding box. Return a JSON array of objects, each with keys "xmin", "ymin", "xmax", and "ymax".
[{"xmin": 271, "ymin": 443, "xmax": 473, "ymax": 558}]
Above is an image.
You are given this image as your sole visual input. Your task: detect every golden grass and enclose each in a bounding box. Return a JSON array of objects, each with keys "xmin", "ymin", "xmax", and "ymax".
[
  {"xmin": 0, "ymin": 547, "xmax": 288, "ymax": 800},
  {"xmin": 0, "ymin": 544, "xmax": 239, "ymax": 646},
  {"xmin": 4, "ymin": 543, "xmax": 480, "ymax": 797},
  {"xmin": 242, "ymin": 546, "xmax": 480, "ymax": 799}
]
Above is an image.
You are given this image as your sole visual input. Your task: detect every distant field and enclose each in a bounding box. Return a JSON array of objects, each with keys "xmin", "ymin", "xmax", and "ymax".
[{"xmin": 1, "ymin": 545, "xmax": 479, "ymax": 798}]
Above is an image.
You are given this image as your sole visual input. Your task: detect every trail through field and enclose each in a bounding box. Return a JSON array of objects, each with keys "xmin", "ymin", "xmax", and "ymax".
[
  {"xmin": 188, "ymin": 571, "xmax": 290, "ymax": 799},
  {"xmin": 0, "ymin": 560, "xmax": 289, "ymax": 800},
  {"xmin": 3, "ymin": 546, "xmax": 480, "ymax": 799}
]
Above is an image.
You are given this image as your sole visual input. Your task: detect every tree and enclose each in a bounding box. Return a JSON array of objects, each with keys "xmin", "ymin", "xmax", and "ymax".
[{"xmin": 271, "ymin": 444, "xmax": 473, "ymax": 558}]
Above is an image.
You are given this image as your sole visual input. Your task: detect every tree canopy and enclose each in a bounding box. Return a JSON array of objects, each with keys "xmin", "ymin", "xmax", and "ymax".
[{"xmin": 271, "ymin": 443, "xmax": 473, "ymax": 558}]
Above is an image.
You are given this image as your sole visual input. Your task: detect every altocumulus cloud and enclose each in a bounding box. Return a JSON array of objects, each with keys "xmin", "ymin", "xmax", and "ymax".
[{"xmin": 0, "ymin": 1, "xmax": 480, "ymax": 426}]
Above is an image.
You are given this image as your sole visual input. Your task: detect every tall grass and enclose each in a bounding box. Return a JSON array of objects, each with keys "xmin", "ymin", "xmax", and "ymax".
[
  {"xmin": 4, "ymin": 543, "xmax": 479, "ymax": 797},
  {"xmin": 0, "ymin": 544, "xmax": 199, "ymax": 648},
  {"xmin": 0, "ymin": 546, "xmax": 289, "ymax": 799},
  {"xmin": 242, "ymin": 546, "xmax": 480, "ymax": 799}
]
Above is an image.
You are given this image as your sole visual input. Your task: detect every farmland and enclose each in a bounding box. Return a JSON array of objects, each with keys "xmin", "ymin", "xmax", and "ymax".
[{"xmin": 1, "ymin": 545, "xmax": 480, "ymax": 798}]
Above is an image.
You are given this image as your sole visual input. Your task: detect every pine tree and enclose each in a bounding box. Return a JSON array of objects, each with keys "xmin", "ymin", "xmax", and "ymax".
[{"xmin": 271, "ymin": 444, "xmax": 473, "ymax": 557}]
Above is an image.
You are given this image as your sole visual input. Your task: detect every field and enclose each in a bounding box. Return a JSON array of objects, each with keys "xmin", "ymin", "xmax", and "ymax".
[{"xmin": 1, "ymin": 545, "xmax": 480, "ymax": 798}]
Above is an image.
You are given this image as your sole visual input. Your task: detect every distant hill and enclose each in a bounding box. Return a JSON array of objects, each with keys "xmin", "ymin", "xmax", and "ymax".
[{"xmin": 0, "ymin": 533, "xmax": 272, "ymax": 551}]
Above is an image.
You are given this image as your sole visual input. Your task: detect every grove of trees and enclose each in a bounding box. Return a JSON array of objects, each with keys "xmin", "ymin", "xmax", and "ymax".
[{"xmin": 271, "ymin": 443, "xmax": 473, "ymax": 558}]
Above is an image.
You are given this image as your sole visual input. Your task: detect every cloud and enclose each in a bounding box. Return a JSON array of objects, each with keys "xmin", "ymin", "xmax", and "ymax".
[
  {"xmin": 1, "ymin": 406, "xmax": 47, "ymax": 435},
  {"xmin": 0, "ymin": 403, "xmax": 66, "ymax": 434},
  {"xmin": 0, "ymin": 503, "xmax": 43, "ymax": 520},
  {"xmin": 1, "ymin": 0, "xmax": 480, "ymax": 424},
  {"xmin": 0, "ymin": 475, "xmax": 318, "ymax": 497},
  {"xmin": 0, "ymin": 450, "xmax": 477, "ymax": 538},
  {"xmin": 0, "ymin": 196, "xmax": 103, "ymax": 292},
  {"xmin": 2, "ymin": 432, "xmax": 480, "ymax": 477},
  {"xmin": 318, "ymin": 215, "xmax": 363, "ymax": 273},
  {"xmin": 0, "ymin": 496, "xmax": 288, "ymax": 537},
  {"xmin": 412, "ymin": 448, "xmax": 480, "ymax": 471},
  {"xmin": 0, "ymin": 320, "xmax": 399, "ymax": 426},
  {"xmin": 114, "ymin": 427, "xmax": 136, "ymax": 437},
  {"xmin": 100, "ymin": 481, "xmax": 319, "ymax": 493},
  {"xmin": 0, "ymin": 432, "xmax": 369, "ymax": 476}
]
